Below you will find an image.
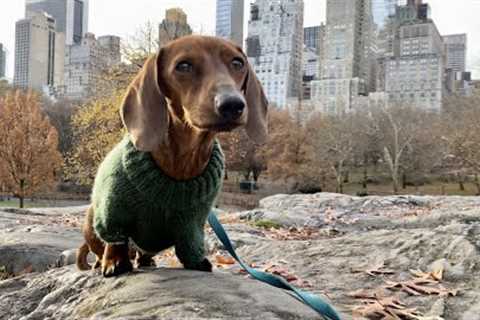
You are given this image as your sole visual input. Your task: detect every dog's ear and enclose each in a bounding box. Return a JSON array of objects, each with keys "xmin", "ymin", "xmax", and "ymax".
[
  {"xmin": 120, "ymin": 51, "xmax": 168, "ymax": 151},
  {"xmin": 243, "ymin": 59, "xmax": 268, "ymax": 145}
]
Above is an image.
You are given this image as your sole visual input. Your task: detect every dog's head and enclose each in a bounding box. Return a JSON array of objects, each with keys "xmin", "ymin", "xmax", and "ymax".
[{"xmin": 120, "ymin": 35, "xmax": 268, "ymax": 152}]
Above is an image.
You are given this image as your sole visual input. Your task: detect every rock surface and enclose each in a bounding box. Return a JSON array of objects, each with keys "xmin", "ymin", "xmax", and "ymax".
[
  {"xmin": 0, "ymin": 267, "xmax": 319, "ymax": 320},
  {"xmin": 1, "ymin": 193, "xmax": 479, "ymax": 319},
  {"xmin": 0, "ymin": 206, "xmax": 87, "ymax": 274}
]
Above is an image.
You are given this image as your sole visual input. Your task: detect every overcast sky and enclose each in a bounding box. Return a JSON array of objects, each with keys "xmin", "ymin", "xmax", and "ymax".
[{"xmin": 1, "ymin": 0, "xmax": 479, "ymax": 79}]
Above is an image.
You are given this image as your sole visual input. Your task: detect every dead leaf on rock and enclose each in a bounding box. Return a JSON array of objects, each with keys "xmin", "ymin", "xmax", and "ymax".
[
  {"xmin": 353, "ymin": 261, "xmax": 396, "ymax": 277},
  {"xmin": 350, "ymin": 290, "xmax": 424, "ymax": 320},
  {"xmin": 384, "ymin": 278, "xmax": 458, "ymax": 297},
  {"xmin": 410, "ymin": 267, "xmax": 443, "ymax": 282},
  {"xmin": 215, "ymin": 254, "xmax": 236, "ymax": 267}
]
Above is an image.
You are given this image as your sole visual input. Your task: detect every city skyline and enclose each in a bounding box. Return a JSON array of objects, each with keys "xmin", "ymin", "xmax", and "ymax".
[{"xmin": 1, "ymin": 0, "xmax": 479, "ymax": 79}]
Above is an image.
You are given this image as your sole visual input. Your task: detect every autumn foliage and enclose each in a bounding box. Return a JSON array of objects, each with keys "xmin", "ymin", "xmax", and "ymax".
[
  {"xmin": 64, "ymin": 90, "xmax": 126, "ymax": 186},
  {"xmin": 0, "ymin": 90, "xmax": 62, "ymax": 208}
]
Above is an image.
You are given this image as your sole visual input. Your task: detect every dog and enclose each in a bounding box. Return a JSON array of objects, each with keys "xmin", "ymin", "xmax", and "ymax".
[{"xmin": 76, "ymin": 35, "xmax": 268, "ymax": 277}]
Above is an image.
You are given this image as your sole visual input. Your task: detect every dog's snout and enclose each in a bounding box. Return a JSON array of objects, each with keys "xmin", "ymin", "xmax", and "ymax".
[{"xmin": 216, "ymin": 94, "xmax": 245, "ymax": 121}]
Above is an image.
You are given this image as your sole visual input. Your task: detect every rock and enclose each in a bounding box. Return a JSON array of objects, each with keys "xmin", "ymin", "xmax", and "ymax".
[
  {"xmin": 0, "ymin": 207, "xmax": 86, "ymax": 274},
  {"xmin": 1, "ymin": 194, "xmax": 479, "ymax": 319},
  {"xmin": 0, "ymin": 267, "xmax": 323, "ymax": 320}
]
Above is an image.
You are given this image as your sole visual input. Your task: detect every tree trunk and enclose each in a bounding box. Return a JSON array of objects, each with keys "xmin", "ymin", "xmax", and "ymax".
[
  {"xmin": 19, "ymin": 179, "xmax": 25, "ymax": 209},
  {"xmin": 224, "ymin": 169, "xmax": 229, "ymax": 180},
  {"xmin": 457, "ymin": 173, "xmax": 465, "ymax": 191},
  {"xmin": 474, "ymin": 174, "xmax": 480, "ymax": 196},
  {"xmin": 362, "ymin": 155, "xmax": 368, "ymax": 190},
  {"xmin": 392, "ymin": 171, "xmax": 399, "ymax": 194},
  {"xmin": 402, "ymin": 171, "xmax": 407, "ymax": 189},
  {"xmin": 343, "ymin": 170, "xmax": 349, "ymax": 183}
]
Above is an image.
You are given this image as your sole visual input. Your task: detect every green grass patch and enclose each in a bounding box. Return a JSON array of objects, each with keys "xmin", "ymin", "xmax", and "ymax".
[{"xmin": 253, "ymin": 219, "xmax": 282, "ymax": 229}]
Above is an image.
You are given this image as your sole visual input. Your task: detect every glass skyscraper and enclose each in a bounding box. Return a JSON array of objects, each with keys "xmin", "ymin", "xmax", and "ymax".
[
  {"xmin": 215, "ymin": 0, "xmax": 245, "ymax": 47},
  {"xmin": 25, "ymin": 0, "xmax": 89, "ymax": 45},
  {"xmin": 372, "ymin": 0, "xmax": 397, "ymax": 28}
]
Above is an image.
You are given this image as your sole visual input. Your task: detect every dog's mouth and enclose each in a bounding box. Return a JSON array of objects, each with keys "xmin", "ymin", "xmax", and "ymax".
[{"xmin": 193, "ymin": 121, "xmax": 242, "ymax": 132}]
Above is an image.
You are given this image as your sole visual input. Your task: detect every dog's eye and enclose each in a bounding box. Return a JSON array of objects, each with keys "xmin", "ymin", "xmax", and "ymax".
[
  {"xmin": 231, "ymin": 58, "xmax": 245, "ymax": 71},
  {"xmin": 175, "ymin": 61, "xmax": 193, "ymax": 73}
]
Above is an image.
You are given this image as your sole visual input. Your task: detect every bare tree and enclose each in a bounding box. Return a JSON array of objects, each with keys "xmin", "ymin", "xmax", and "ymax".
[
  {"xmin": 122, "ymin": 21, "xmax": 160, "ymax": 67},
  {"xmin": 442, "ymin": 92, "xmax": 480, "ymax": 194},
  {"xmin": 308, "ymin": 113, "xmax": 357, "ymax": 193},
  {"xmin": 371, "ymin": 105, "xmax": 420, "ymax": 194}
]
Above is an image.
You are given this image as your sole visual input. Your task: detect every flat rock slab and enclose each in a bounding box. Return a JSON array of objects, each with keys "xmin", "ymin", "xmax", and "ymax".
[
  {"xmin": 0, "ymin": 207, "xmax": 86, "ymax": 273},
  {"xmin": 0, "ymin": 267, "xmax": 323, "ymax": 320}
]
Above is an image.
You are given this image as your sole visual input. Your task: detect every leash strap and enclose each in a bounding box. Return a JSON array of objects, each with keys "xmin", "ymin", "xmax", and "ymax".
[{"xmin": 207, "ymin": 211, "xmax": 342, "ymax": 320}]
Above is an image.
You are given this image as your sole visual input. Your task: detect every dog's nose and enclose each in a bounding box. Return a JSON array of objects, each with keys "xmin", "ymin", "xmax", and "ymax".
[{"xmin": 216, "ymin": 95, "xmax": 245, "ymax": 121}]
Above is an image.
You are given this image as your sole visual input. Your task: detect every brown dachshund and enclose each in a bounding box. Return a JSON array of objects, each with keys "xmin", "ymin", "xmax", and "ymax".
[{"xmin": 76, "ymin": 35, "xmax": 268, "ymax": 276}]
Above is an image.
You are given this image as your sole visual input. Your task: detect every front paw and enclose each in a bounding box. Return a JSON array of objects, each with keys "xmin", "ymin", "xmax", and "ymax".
[
  {"xmin": 102, "ymin": 257, "xmax": 133, "ymax": 277},
  {"xmin": 192, "ymin": 258, "xmax": 213, "ymax": 272}
]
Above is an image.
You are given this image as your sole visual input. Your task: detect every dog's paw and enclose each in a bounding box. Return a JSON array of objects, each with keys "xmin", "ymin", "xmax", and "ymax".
[
  {"xmin": 195, "ymin": 258, "xmax": 213, "ymax": 272},
  {"xmin": 102, "ymin": 257, "xmax": 133, "ymax": 277},
  {"xmin": 135, "ymin": 253, "xmax": 156, "ymax": 268}
]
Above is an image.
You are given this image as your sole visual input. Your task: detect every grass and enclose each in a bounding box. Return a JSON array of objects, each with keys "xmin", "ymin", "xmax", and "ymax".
[
  {"xmin": 253, "ymin": 219, "xmax": 282, "ymax": 229},
  {"xmin": 341, "ymin": 181, "xmax": 479, "ymax": 196}
]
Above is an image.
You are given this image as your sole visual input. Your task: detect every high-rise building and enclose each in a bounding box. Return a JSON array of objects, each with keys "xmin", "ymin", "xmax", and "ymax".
[
  {"xmin": 158, "ymin": 8, "xmax": 192, "ymax": 47},
  {"xmin": 246, "ymin": 0, "xmax": 304, "ymax": 108},
  {"xmin": 443, "ymin": 34, "xmax": 467, "ymax": 73},
  {"xmin": 0, "ymin": 43, "xmax": 6, "ymax": 79},
  {"xmin": 64, "ymin": 33, "xmax": 121, "ymax": 100},
  {"xmin": 98, "ymin": 35, "xmax": 121, "ymax": 66},
  {"xmin": 310, "ymin": 0, "xmax": 375, "ymax": 114},
  {"xmin": 304, "ymin": 25, "xmax": 325, "ymax": 55},
  {"xmin": 25, "ymin": 0, "xmax": 89, "ymax": 45},
  {"xmin": 14, "ymin": 11, "xmax": 65, "ymax": 95},
  {"xmin": 384, "ymin": 20, "xmax": 445, "ymax": 111},
  {"xmin": 216, "ymin": 0, "xmax": 245, "ymax": 47}
]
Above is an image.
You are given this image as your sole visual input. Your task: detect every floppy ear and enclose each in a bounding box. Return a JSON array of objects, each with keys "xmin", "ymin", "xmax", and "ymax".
[
  {"xmin": 120, "ymin": 52, "xmax": 168, "ymax": 151},
  {"xmin": 243, "ymin": 60, "xmax": 268, "ymax": 144}
]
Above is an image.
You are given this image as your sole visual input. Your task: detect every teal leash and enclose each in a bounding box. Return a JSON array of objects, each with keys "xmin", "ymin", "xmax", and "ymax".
[{"xmin": 208, "ymin": 211, "xmax": 342, "ymax": 320}]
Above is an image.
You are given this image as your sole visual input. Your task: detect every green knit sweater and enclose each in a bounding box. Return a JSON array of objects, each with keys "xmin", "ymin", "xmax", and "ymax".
[{"xmin": 92, "ymin": 136, "xmax": 224, "ymax": 268}]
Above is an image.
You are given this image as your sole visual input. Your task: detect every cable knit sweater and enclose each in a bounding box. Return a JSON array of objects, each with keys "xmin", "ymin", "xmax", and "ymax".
[{"xmin": 92, "ymin": 136, "xmax": 224, "ymax": 268}]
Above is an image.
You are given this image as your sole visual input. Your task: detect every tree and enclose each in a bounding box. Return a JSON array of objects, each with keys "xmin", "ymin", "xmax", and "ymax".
[
  {"xmin": 0, "ymin": 90, "xmax": 62, "ymax": 208},
  {"xmin": 217, "ymin": 129, "xmax": 265, "ymax": 181},
  {"xmin": 43, "ymin": 99, "xmax": 77, "ymax": 155},
  {"xmin": 64, "ymin": 91, "xmax": 125, "ymax": 186},
  {"xmin": 442, "ymin": 92, "xmax": 480, "ymax": 194},
  {"xmin": 122, "ymin": 21, "xmax": 160, "ymax": 67},
  {"xmin": 262, "ymin": 109, "xmax": 317, "ymax": 192},
  {"xmin": 307, "ymin": 114, "xmax": 357, "ymax": 194},
  {"xmin": 372, "ymin": 105, "xmax": 419, "ymax": 194}
]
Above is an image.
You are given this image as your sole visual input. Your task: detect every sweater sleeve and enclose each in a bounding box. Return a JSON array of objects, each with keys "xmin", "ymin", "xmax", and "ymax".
[{"xmin": 91, "ymin": 140, "xmax": 135, "ymax": 244}]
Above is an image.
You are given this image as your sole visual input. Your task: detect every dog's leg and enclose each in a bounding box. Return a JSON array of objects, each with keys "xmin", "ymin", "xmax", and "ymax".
[
  {"xmin": 175, "ymin": 227, "xmax": 212, "ymax": 272},
  {"xmin": 77, "ymin": 206, "xmax": 105, "ymax": 270},
  {"xmin": 135, "ymin": 251, "xmax": 156, "ymax": 268},
  {"xmin": 101, "ymin": 243, "xmax": 133, "ymax": 277}
]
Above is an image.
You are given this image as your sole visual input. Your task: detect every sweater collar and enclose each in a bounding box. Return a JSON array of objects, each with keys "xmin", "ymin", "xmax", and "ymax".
[{"xmin": 122, "ymin": 136, "xmax": 224, "ymax": 210}]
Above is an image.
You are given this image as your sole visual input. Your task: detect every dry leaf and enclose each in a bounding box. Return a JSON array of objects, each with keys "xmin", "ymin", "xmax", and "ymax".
[
  {"xmin": 384, "ymin": 278, "xmax": 458, "ymax": 297},
  {"xmin": 353, "ymin": 261, "xmax": 396, "ymax": 277},
  {"xmin": 410, "ymin": 267, "xmax": 443, "ymax": 281},
  {"xmin": 351, "ymin": 290, "xmax": 423, "ymax": 320},
  {"xmin": 215, "ymin": 255, "xmax": 236, "ymax": 266}
]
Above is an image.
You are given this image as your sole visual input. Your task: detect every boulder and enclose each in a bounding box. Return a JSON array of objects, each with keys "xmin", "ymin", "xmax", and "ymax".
[
  {"xmin": 0, "ymin": 267, "xmax": 322, "ymax": 320},
  {"xmin": 1, "ymin": 193, "xmax": 479, "ymax": 319}
]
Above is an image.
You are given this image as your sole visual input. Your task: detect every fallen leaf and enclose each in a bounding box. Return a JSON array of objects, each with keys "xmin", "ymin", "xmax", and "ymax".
[
  {"xmin": 215, "ymin": 255, "xmax": 235, "ymax": 266},
  {"xmin": 353, "ymin": 261, "xmax": 396, "ymax": 277},
  {"xmin": 384, "ymin": 278, "xmax": 458, "ymax": 297},
  {"xmin": 410, "ymin": 267, "xmax": 443, "ymax": 282}
]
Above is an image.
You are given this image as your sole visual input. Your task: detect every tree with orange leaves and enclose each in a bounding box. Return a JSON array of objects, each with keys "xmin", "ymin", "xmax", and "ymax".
[{"xmin": 0, "ymin": 90, "xmax": 62, "ymax": 208}]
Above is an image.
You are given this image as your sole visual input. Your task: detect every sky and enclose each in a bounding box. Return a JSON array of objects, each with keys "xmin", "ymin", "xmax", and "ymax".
[{"xmin": 1, "ymin": 0, "xmax": 479, "ymax": 79}]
